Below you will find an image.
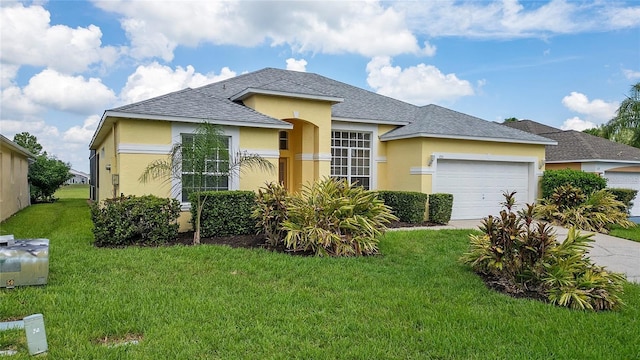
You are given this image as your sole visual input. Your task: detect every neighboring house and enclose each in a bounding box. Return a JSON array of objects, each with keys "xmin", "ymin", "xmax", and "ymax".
[
  {"xmin": 0, "ymin": 134, "xmax": 34, "ymax": 222},
  {"xmin": 89, "ymin": 68, "xmax": 555, "ymax": 228},
  {"xmin": 504, "ymin": 120, "xmax": 640, "ymax": 216},
  {"xmin": 65, "ymin": 169, "xmax": 89, "ymax": 185}
]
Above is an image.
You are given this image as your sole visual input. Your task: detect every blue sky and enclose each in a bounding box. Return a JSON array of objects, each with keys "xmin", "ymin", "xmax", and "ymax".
[{"xmin": 1, "ymin": 0, "xmax": 639, "ymax": 173}]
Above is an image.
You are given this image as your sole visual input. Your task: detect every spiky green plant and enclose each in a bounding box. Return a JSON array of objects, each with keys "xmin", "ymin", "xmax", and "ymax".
[
  {"xmin": 281, "ymin": 177, "xmax": 397, "ymax": 256},
  {"xmin": 253, "ymin": 182, "xmax": 290, "ymax": 246},
  {"xmin": 462, "ymin": 191, "xmax": 626, "ymax": 311},
  {"xmin": 543, "ymin": 228, "xmax": 626, "ymax": 311},
  {"xmin": 536, "ymin": 186, "xmax": 634, "ymax": 233}
]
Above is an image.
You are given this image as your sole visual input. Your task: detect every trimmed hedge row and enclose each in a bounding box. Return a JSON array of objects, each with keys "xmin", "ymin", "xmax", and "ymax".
[
  {"xmin": 189, "ymin": 191, "xmax": 256, "ymax": 237},
  {"xmin": 91, "ymin": 195, "xmax": 181, "ymax": 247},
  {"xmin": 428, "ymin": 193, "xmax": 454, "ymax": 225},
  {"xmin": 541, "ymin": 169, "xmax": 607, "ymax": 198},
  {"xmin": 377, "ymin": 190, "xmax": 454, "ymax": 225},
  {"xmin": 377, "ymin": 191, "xmax": 428, "ymax": 223}
]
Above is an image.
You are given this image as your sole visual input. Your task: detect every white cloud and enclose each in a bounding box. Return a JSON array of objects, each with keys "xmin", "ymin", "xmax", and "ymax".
[
  {"xmin": 366, "ymin": 56, "xmax": 474, "ymax": 105},
  {"xmin": 0, "ymin": 3, "xmax": 119, "ymax": 74},
  {"xmin": 63, "ymin": 115, "xmax": 100, "ymax": 144},
  {"xmin": 0, "ymin": 85, "xmax": 43, "ymax": 118},
  {"xmin": 401, "ymin": 0, "xmax": 640, "ymax": 39},
  {"xmin": 285, "ymin": 58, "xmax": 307, "ymax": 72},
  {"xmin": 94, "ymin": 1, "xmax": 423, "ymax": 60},
  {"xmin": 119, "ymin": 62, "xmax": 236, "ymax": 104},
  {"xmin": 23, "ymin": 69, "xmax": 117, "ymax": 115},
  {"xmin": 623, "ymin": 68, "xmax": 640, "ymax": 80},
  {"xmin": 561, "ymin": 91, "xmax": 618, "ymax": 123},
  {"xmin": 561, "ymin": 116, "xmax": 596, "ymax": 131}
]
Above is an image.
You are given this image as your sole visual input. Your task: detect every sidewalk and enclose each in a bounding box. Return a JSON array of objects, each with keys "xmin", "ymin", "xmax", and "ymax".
[{"xmin": 409, "ymin": 219, "xmax": 640, "ymax": 284}]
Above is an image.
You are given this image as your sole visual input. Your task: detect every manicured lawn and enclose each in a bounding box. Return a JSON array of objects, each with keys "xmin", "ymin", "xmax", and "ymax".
[
  {"xmin": 54, "ymin": 184, "xmax": 89, "ymax": 199},
  {"xmin": 1, "ymin": 191, "xmax": 639, "ymax": 358},
  {"xmin": 610, "ymin": 223, "xmax": 640, "ymax": 242}
]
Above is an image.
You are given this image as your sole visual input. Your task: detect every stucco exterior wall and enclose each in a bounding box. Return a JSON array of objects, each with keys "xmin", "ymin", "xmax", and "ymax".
[
  {"xmin": 0, "ymin": 142, "xmax": 31, "ymax": 222},
  {"xmin": 545, "ymin": 162, "xmax": 581, "ymax": 171},
  {"xmin": 384, "ymin": 137, "xmax": 546, "ymax": 194}
]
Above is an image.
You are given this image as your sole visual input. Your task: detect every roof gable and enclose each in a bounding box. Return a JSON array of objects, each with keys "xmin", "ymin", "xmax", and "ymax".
[{"xmin": 503, "ymin": 120, "xmax": 640, "ymax": 162}]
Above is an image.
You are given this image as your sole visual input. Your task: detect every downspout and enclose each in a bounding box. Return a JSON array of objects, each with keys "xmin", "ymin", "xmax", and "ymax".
[{"xmin": 112, "ymin": 123, "xmax": 119, "ymax": 199}]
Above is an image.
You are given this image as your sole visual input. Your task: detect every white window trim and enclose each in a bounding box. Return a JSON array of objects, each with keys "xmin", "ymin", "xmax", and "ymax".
[
  {"xmin": 171, "ymin": 123, "xmax": 240, "ymax": 210},
  {"xmin": 331, "ymin": 122, "xmax": 378, "ymax": 190}
]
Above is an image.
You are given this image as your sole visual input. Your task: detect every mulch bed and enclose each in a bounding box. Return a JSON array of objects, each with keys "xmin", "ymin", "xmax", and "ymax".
[{"xmin": 172, "ymin": 220, "xmax": 440, "ymax": 249}]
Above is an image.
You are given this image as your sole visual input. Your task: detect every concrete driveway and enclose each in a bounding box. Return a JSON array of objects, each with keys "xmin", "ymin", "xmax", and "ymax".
[{"xmin": 429, "ymin": 220, "xmax": 640, "ymax": 284}]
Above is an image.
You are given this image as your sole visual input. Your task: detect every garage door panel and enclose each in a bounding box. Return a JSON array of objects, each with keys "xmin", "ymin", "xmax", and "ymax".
[
  {"xmin": 435, "ymin": 160, "xmax": 530, "ymax": 220},
  {"xmin": 605, "ymin": 172, "xmax": 640, "ymax": 217}
]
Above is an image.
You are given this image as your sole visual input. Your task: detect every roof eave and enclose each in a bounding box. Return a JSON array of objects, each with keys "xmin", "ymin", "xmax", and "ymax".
[
  {"xmin": 546, "ymin": 159, "xmax": 640, "ymax": 164},
  {"xmin": 0, "ymin": 134, "xmax": 36, "ymax": 158},
  {"xmin": 332, "ymin": 117, "xmax": 410, "ymax": 126},
  {"xmin": 231, "ymin": 88, "xmax": 344, "ymax": 104},
  {"xmin": 380, "ymin": 132, "xmax": 558, "ymax": 145},
  {"xmin": 89, "ymin": 111, "xmax": 293, "ymax": 150}
]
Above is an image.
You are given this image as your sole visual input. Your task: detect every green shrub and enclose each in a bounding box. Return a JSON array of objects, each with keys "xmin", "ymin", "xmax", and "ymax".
[
  {"xmin": 91, "ymin": 195, "xmax": 181, "ymax": 247},
  {"xmin": 428, "ymin": 193, "xmax": 454, "ymax": 225},
  {"xmin": 541, "ymin": 169, "xmax": 607, "ymax": 198},
  {"xmin": 535, "ymin": 185, "xmax": 634, "ymax": 233},
  {"xmin": 607, "ymin": 188, "xmax": 638, "ymax": 215},
  {"xmin": 253, "ymin": 182, "xmax": 289, "ymax": 246},
  {"xmin": 377, "ymin": 191, "xmax": 427, "ymax": 223},
  {"xmin": 282, "ymin": 178, "xmax": 397, "ymax": 257},
  {"xmin": 461, "ymin": 191, "xmax": 626, "ymax": 311},
  {"xmin": 189, "ymin": 191, "xmax": 256, "ymax": 237}
]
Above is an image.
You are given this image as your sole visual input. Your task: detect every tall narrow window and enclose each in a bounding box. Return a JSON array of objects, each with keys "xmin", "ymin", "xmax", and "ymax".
[
  {"xmin": 181, "ymin": 134, "xmax": 230, "ymax": 202},
  {"xmin": 279, "ymin": 131, "xmax": 289, "ymax": 150},
  {"xmin": 330, "ymin": 131, "xmax": 371, "ymax": 189}
]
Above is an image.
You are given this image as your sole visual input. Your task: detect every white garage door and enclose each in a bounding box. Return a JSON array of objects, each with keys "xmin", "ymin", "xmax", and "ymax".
[
  {"xmin": 435, "ymin": 160, "xmax": 531, "ymax": 219},
  {"xmin": 605, "ymin": 172, "xmax": 640, "ymax": 217}
]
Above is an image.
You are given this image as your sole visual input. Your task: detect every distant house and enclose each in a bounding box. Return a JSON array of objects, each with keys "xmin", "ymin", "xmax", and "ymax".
[
  {"xmin": 503, "ymin": 120, "xmax": 640, "ymax": 216},
  {"xmin": 89, "ymin": 68, "xmax": 555, "ymax": 229},
  {"xmin": 0, "ymin": 134, "xmax": 34, "ymax": 222},
  {"xmin": 66, "ymin": 169, "xmax": 89, "ymax": 185}
]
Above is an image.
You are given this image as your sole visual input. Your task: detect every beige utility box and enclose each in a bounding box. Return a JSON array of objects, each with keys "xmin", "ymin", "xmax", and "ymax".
[{"xmin": 0, "ymin": 235, "xmax": 49, "ymax": 288}]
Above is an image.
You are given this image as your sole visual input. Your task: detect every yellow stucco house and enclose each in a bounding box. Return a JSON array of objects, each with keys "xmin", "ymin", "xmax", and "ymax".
[
  {"xmin": 89, "ymin": 68, "xmax": 555, "ymax": 228},
  {"xmin": 1, "ymin": 134, "xmax": 33, "ymax": 222}
]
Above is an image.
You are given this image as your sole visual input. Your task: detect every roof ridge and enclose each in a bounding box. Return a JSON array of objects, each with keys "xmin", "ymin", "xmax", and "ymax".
[
  {"xmin": 111, "ymin": 88, "xmax": 194, "ymax": 111},
  {"xmin": 191, "ymin": 87, "xmax": 285, "ymax": 123}
]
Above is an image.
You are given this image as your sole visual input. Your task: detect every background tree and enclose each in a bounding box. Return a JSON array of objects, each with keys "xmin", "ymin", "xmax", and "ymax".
[
  {"xmin": 503, "ymin": 117, "xmax": 519, "ymax": 123},
  {"xmin": 139, "ymin": 122, "xmax": 275, "ymax": 245},
  {"xmin": 13, "ymin": 132, "xmax": 72, "ymax": 202},
  {"xmin": 591, "ymin": 82, "xmax": 640, "ymax": 148},
  {"xmin": 13, "ymin": 132, "xmax": 43, "ymax": 155},
  {"xmin": 604, "ymin": 82, "xmax": 640, "ymax": 148}
]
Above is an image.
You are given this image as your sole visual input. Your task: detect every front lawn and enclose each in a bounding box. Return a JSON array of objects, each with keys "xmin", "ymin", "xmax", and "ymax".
[
  {"xmin": 1, "ymin": 191, "xmax": 639, "ymax": 358},
  {"xmin": 610, "ymin": 223, "xmax": 640, "ymax": 242}
]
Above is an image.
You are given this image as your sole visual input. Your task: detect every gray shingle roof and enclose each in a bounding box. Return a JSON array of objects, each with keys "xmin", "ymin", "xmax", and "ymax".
[
  {"xmin": 110, "ymin": 88, "xmax": 288, "ymax": 127},
  {"xmin": 503, "ymin": 120, "xmax": 640, "ymax": 162},
  {"xmin": 107, "ymin": 68, "xmax": 554, "ymax": 144},
  {"xmin": 379, "ymin": 105, "xmax": 555, "ymax": 143}
]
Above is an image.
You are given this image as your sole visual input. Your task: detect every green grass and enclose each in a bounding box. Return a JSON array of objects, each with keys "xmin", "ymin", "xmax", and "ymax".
[
  {"xmin": 610, "ymin": 223, "xmax": 640, "ymax": 242},
  {"xmin": 54, "ymin": 184, "xmax": 89, "ymax": 199},
  {"xmin": 1, "ymin": 192, "xmax": 639, "ymax": 358}
]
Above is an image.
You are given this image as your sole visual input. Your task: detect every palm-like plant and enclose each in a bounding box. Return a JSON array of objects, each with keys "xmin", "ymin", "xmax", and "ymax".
[
  {"xmin": 602, "ymin": 82, "xmax": 640, "ymax": 148},
  {"xmin": 139, "ymin": 122, "xmax": 275, "ymax": 244}
]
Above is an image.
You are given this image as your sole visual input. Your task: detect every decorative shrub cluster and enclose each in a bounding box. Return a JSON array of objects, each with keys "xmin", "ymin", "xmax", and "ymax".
[
  {"xmin": 376, "ymin": 191, "xmax": 428, "ymax": 223},
  {"xmin": 189, "ymin": 191, "xmax": 256, "ymax": 237},
  {"xmin": 461, "ymin": 191, "xmax": 626, "ymax": 311},
  {"xmin": 253, "ymin": 182, "xmax": 289, "ymax": 247},
  {"xmin": 607, "ymin": 188, "xmax": 638, "ymax": 215},
  {"xmin": 535, "ymin": 185, "xmax": 634, "ymax": 233},
  {"xmin": 541, "ymin": 169, "xmax": 607, "ymax": 198},
  {"xmin": 428, "ymin": 193, "xmax": 454, "ymax": 225},
  {"xmin": 254, "ymin": 178, "xmax": 397, "ymax": 256},
  {"xmin": 91, "ymin": 195, "xmax": 181, "ymax": 246}
]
